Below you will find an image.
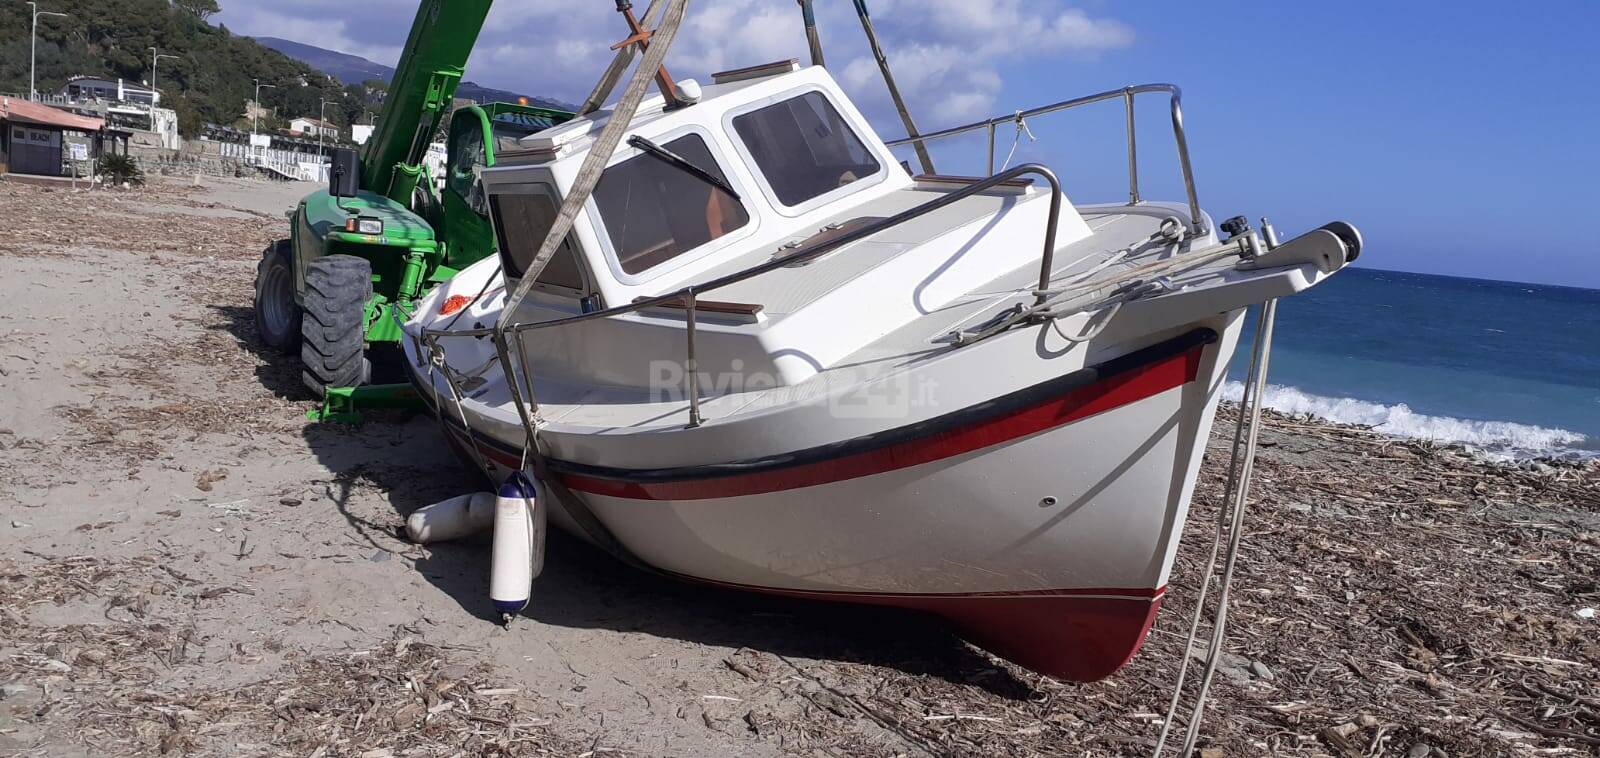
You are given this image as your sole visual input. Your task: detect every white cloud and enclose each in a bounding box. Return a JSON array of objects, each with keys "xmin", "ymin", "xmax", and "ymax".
[
  {"xmin": 482, "ymin": 0, "xmax": 1132, "ymax": 124},
  {"xmin": 218, "ymin": 3, "xmax": 405, "ymax": 65},
  {"xmin": 219, "ymin": 0, "xmax": 1134, "ymax": 126}
]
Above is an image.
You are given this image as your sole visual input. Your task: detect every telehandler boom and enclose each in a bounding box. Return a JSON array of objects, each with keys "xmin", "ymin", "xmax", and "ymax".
[{"xmin": 251, "ymin": 0, "xmax": 571, "ymax": 407}]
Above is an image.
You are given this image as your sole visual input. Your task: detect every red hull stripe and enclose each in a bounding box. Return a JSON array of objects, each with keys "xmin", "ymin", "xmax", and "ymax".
[
  {"xmin": 440, "ymin": 418, "xmax": 1173, "ymax": 682},
  {"xmin": 681, "ymin": 575, "xmax": 1167, "ymax": 601},
  {"xmin": 555, "ymin": 342, "xmax": 1205, "ymax": 500},
  {"xmin": 690, "ymin": 576, "xmax": 1166, "ymax": 682}
]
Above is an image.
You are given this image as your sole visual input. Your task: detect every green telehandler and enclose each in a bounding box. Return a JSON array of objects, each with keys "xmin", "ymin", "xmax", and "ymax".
[{"xmin": 251, "ymin": 0, "xmax": 572, "ymax": 418}]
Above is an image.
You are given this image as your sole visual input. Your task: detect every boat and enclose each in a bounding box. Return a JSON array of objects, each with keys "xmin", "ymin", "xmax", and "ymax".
[{"xmin": 401, "ymin": 8, "xmax": 1360, "ymax": 682}]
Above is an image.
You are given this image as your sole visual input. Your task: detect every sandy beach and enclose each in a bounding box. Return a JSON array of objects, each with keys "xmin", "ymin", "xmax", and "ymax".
[{"xmin": 1, "ymin": 175, "xmax": 1595, "ymax": 756}]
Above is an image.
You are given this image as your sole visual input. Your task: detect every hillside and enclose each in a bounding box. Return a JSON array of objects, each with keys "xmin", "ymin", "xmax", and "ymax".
[
  {"xmin": 253, "ymin": 37, "xmax": 390, "ymax": 90},
  {"xmin": 254, "ymin": 36, "xmax": 571, "ymax": 110},
  {"xmin": 0, "ymin": 0, "xmax": 353, "ymax": 138}
]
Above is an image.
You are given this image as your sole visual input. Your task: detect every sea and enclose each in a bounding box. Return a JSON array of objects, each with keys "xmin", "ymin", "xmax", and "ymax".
[{"xmin": 1224, "ymin": 267, "xmax": 1600, "ymax": 461}]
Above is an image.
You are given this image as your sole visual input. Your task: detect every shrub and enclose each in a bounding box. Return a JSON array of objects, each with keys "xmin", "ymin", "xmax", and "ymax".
[{"xmin": 96, "ymin": 153, "xmax": 145, "ymax": 187}]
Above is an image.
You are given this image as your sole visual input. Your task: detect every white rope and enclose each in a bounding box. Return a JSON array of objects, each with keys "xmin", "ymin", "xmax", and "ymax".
[
  {"xmin": 999, "ymin": 110, "xmax": 1036, "ymax": 172},
  {"xmin": 424, "ymin": 339, "xmax": 495, "ymax": 480},
  {"xmin": 1047, "ymin": 301, "xmax": 1121, "ymax": 344},
  {"xmin": 1153, "ymin": 298, "xmax": 1278, "ymax": 756},
  {"xmin": 949, "ymin": 239, "xmax": 1238, "ymax": 346},
  {"xmin": 1035, "ymin": 217, "xmax": 1185, "ymax": 298}
]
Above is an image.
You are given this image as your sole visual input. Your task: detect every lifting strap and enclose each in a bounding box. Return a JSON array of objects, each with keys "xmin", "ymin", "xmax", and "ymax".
[
  {"xmin": 499, "ymin": 0, "xmax": 689, "ymax": 328},
  {"xmin": 579, "ymin": 0, "xmax": 665, "ymax": 116}
]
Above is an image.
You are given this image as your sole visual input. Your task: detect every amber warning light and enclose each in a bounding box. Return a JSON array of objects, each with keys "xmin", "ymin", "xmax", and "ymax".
[{"xmin": 344, "ymin": 217, "xmax": 384, "ymax": 235}]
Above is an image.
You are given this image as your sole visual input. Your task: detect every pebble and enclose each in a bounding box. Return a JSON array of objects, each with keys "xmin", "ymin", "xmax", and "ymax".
[
  {"xmin": 0, "ymin": 682, "xmax": 28, "ymax": 700},
  {"xmin": 370, "ymin": 549, "xmax": 392, "ymax": 563},
  {"xmin": 10, "ymin": 520, "xmax": 27, "ymax": 528},
  {"xmin": 1249, "ymin": 660, "xmax": 1275, "ymax": 681},
  {"xmin": 279, "ymin": 497, "xmax": 302, "ymax": 507},
  {"xmin": 1576, "ymin": 607, "xmax": 1596, "ymax": 620},
  {"xmin": 1407, "ymin": 743, "xmax": 1432, "ymax": 758}
]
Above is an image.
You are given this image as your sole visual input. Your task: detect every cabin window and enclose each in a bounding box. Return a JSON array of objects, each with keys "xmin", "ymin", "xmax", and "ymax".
[
  {"xmin": 731, "ymin": 91, "xmax": 880, "ymax": 207},
  {"xmin": 490, "ymin": 113, "xmax": 562, "ymax": 153},
  {"xmin": 446, "ymin": 124, "xmax": 488, "ymax": 215},
  {"xmin": 489, "ymin": 188, "xmax": 586, "ymax": 291},
  {"xmin": 593, "ymin": 134, "xmax": 749, "ymax": 275}
]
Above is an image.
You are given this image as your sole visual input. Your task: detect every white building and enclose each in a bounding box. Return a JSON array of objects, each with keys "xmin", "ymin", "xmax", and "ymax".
[
  {"xmin": 351, "ymin": 123, "xmax": 374, "ymax": 145},
  {"xmin": 53, "ymin": 75, "xmax": 178, "ymax": 149},
  {"xmin": 60, "ymin": 76, "xmax": 158, "ymax": 107},
  {"xmin": 289, "ymin": 117, "xmax": 339, "ymax": 140}
]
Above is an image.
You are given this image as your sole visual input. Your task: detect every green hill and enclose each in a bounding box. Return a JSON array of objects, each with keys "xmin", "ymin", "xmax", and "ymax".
[{"xmin": 0, "ymin": 0, "xmax": 372, "ymax": 138}]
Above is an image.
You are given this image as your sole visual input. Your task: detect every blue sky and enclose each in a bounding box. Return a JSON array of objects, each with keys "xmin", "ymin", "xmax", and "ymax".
[
  {"xmin": 218, "ymin": 1, "xmax": 1600, "ymax": 288},
  {"xmin": 1070, "ymin": 2, "xmax": 1600, "ymax": 289}
]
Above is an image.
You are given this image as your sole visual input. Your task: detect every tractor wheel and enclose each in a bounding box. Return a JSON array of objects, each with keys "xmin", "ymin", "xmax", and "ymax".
[
  {"xmin": 252, "ymin": 239, "xmax": 300, "ymax": 354},
  {"xmin": 300, "ymin": 255, "xmax": 372, "ymax": 397}
]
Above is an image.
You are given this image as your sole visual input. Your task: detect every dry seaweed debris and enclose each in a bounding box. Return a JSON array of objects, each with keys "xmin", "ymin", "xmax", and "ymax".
[
  {"xmin": 0, "ymin": 181, "xmax": 275, "ymax": 262},
  {"xmin": 0, "ymin": 553, "xmax": 583, "ymax": 756},
  {"xmin": 698, "ymin": 413, "xmax": 1599, "ymax": 757},
  {"xmin": 5, "ymin": 176, "xmax": 1597, "ymax": 755}
]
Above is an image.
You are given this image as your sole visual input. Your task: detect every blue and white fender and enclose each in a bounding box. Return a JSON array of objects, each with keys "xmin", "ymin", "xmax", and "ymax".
[{"xmin": 490, "ymin": 471, "xmax": 546, "ymax": 623}]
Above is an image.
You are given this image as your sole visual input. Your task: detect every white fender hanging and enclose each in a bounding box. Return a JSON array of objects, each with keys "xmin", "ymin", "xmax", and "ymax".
[
  {"xmin": 490, "ymin": 472, "xmax": 546, "ymax": 624},
  {"xmin": 404, "ymin": 492, "xmax": 496, "ymax": 544}
]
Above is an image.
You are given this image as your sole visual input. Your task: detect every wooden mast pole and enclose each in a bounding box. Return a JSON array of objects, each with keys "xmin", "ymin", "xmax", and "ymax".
[
  {"xmin": 798, "ymin": 0, "xmax": 825, "ymax": 67},
  {"xmin": 851, "ymin": 0, "xmax": 934, "ymax": 174}
]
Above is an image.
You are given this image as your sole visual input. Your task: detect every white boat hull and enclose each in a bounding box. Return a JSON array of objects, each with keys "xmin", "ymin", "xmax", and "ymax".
[{"xmin": 413, "ymin": 316, "xmax": 1241, "ymax": 681}]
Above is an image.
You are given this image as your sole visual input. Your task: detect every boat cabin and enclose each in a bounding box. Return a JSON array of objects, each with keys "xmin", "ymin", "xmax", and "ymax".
[{"xmin": 478, "ymin": 64, "xmax": 1098, "ymax": 390}]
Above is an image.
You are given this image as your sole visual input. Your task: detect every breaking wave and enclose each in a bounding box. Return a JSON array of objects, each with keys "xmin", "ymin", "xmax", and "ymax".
[{"xmin": 1222, "ymin": 382, "xmax": 1596, "ymax": 461}]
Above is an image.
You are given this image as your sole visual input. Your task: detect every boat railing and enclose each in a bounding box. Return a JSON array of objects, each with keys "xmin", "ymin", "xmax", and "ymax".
[
  {"xmin": 885, "ymin": 83, "xmax": 1201, "ymax": 237},
  {"xmin": 424, "ymin": 163, "xmax": 1066, "ymax": 428},
  {"xmin": 434, "ymin": 89, "xmax": 1204, "ymax": 430}
]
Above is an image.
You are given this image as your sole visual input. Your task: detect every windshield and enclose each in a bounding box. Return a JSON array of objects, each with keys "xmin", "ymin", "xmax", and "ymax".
[
  {"xmin": 491, "ymin": 112, "xmax": 561, "ymax": 153},
  {"xmin": 446, "ymin": 122, "xmax": 488, "ymax": 214},
  {"xmin": 593, "ymin": 134, "xmax": 750, "ymax": 275},
  {"xmin": 732, "ymin": 91, "xmax": 881, "ymax": 207},
  {"xmin": 489, "ymin": 186, "xmax": 585, "ymax": 290},
  {"xmin": 450, "ymin": 109, "xmax": 572, "ymax": 218}
]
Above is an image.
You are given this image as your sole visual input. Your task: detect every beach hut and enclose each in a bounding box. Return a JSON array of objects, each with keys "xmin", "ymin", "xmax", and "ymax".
[{"xmin": 0, "ymin": 97, "xmax": 108, "ymax": 177}]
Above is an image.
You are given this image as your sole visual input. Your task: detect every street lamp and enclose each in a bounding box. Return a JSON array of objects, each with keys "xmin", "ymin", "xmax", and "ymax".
[
  {"xmin": 318, "ymin": 98, "xmax": 334, "ymax": 158},
  {"xmin": 148, "ymin": 47, "xmax": 179, "ymax": 105},
  {"xmin": 252, "ymin": 79, "xmax": 277, "ymax": 160},
  {"xmin": 26, "ymin": 2, "xmax": 70, "ymax": 100}
]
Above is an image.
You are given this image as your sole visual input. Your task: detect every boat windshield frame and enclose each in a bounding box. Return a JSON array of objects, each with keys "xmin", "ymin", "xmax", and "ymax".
[
  {"xmin": 583, "ymin": 123, "xmax": 760, "ymax": 286},
  {"xmin": 721, "ymin": 83, "xmax": 892, "ymax": 218},
  {"xmin": 487, "ymin": 180, "xmax": 595, "ymax": 298}
]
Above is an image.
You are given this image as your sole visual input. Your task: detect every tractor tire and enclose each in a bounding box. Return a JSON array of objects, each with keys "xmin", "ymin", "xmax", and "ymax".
[
  {"xmin": 300, "ymin": 255, "xmax": 372, "ymax": 397},
  {"xmin": 252, "ymin": 239, "xmax": 300, "ymax": 354}
]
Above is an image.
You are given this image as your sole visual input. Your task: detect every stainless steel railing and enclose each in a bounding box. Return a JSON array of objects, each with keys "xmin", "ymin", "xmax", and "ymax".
[
  {"xmin": 885, "ymin": 83, "xmax": 1202, "ymax": 236},
  {"xmin": 423, "ymin": 163, "xmax": 1065, "ymax": 428}
]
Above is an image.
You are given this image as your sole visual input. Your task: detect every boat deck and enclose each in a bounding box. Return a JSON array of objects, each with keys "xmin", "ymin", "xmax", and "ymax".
[{"xmin": 497, "ymin": 202, "xmax": 1210, "ymax": 432}]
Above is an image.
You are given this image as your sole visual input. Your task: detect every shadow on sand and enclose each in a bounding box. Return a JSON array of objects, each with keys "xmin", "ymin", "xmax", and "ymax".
[
  {"xmin": 213, "ymin": 303, "xmax": 1039, "ymax": 699},
  {"xmin": 210, "ymin": 305, "xmax": 306, "ymax": 400}
]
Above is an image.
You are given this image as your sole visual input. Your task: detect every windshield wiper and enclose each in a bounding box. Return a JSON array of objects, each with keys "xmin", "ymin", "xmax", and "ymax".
[{"xmin": 627, "ymin": 135, "xmax": 741, "ymax": 201}]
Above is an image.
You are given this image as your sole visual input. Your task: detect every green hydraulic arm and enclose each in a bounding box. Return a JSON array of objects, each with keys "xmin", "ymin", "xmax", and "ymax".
[
  {"xmin": 360, "ymin": 0, "xmax": 495, "ymax": 204},
  {"xmin": 303, "ymin": 0, "xmax": 495, "ymax": 423}
]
